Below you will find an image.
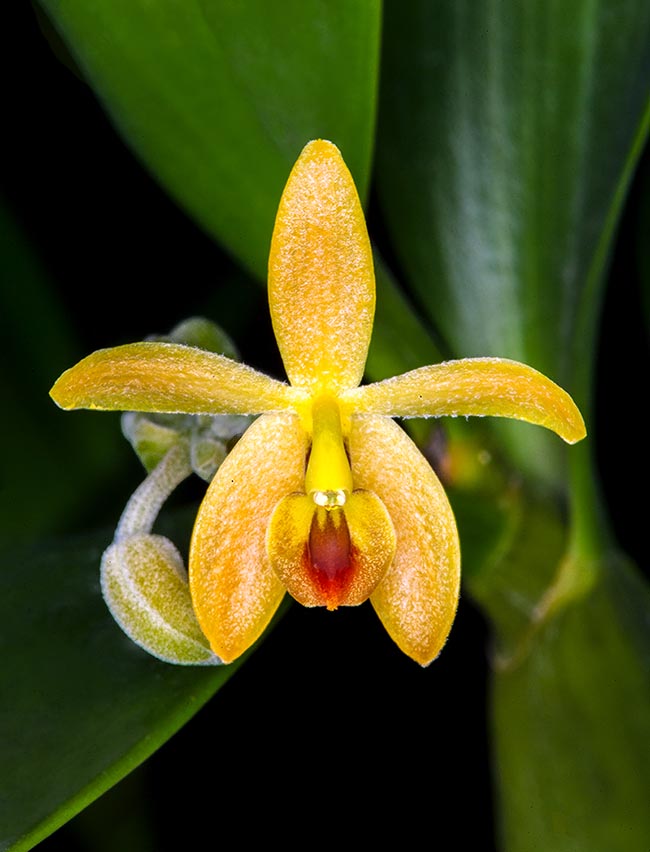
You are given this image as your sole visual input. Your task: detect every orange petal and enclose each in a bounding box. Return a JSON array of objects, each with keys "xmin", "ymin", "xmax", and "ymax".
[
  {"xmin": 343, "ymin": 357, "xmax": 586, "ymax": 444},
  {"xmin": 348, "ymin": 415, "xmax": 460, "ymax": 665},
  {"xmin": 267, "ymin": 490, "xmax": 395, "ymax": 609},
  {"xmin": 268, "ymin": 139, "xmax": 375, "ymax": 393},
  {"xmin": 189, "ymin": 412, "xmax": 308, "ymax": 663},
  {"xmin": 50, "ymin": 342, "xmax": 302, "ymax": 414}
]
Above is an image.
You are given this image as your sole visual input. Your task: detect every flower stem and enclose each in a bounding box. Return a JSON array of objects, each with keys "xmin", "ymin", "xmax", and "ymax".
[{"xmin": 114, "ymin": 443, "xmax": 193, "ymax": 541}]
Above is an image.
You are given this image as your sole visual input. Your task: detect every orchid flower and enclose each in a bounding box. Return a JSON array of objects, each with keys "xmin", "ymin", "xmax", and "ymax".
[{"xmin": 50, "ymin": 139, "xmax": 585, "ymax": 666}]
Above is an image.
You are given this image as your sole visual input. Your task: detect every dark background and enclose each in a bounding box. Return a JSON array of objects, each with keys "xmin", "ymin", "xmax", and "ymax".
[{"xmin": 3, "ymin": 5, "xmax": 646, "ymax": 850}]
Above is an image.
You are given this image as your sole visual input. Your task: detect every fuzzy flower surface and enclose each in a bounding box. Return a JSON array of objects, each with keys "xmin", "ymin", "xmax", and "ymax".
[{"xmin": 50, "ymin": 140, "xmax": 586, "ymax": 665}]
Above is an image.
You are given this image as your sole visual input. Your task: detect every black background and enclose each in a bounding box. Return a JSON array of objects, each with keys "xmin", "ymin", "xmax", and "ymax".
[{"xmin": 3, "ymin": 5, "xmax": 646, "ymax": 850}]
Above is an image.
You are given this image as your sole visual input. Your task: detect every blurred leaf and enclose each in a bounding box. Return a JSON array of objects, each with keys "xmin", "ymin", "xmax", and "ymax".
[
  {"xmin": 377, "ymin": 0, "xmax": 650, "ymax": 485},
  {"xmin": 0, "ymin": 199, "xmax": 126, "ymax": 545},
  {"xmin": 492, "ymin": 552, "xmax": 650, "ymax": 852},
  {"xmin": 456, "ymin": 464, "xmax": 650, "ymax": 850},
  {"xmin": 37, "ymin": 0, "xmax": 381, "ymax": 280},
  {"xmin": 463, "ymin": 483, "xmax": 582, "ymax": 669},
  {"xmin": 0, "ymin": 514, "xmax": 246, "ymax": 852}
]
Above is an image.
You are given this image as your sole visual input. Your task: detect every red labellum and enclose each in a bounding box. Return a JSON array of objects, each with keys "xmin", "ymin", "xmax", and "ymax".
[{"xmin": 306, "ymin": 507, "xmax": 356, "ymax": 609}]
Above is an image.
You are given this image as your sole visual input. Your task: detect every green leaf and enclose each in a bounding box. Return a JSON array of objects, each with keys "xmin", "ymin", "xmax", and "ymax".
[
  {"xmin": 458, "ymin": 472, "xmax": 650, "ymax": 850},
  {"xmin": 376, "ymin": 0, "xmax": 650, "ymax": 485},
  {"xmin": 37, "ymin": 0, "xmax": 381, "ymax": 280},
  {"xmin": 457, "ymin": 467, "xmax": 650, "ymax": 852},
  {"xmin": 491, "ymin": 552, "xmax": 650, "ymax": 852},
  {"xmin": 463, "ymin": 487, "xmax": 568, "ymax": 663},
  {"xmin": 0, "ymin": 517, "xmax": 245, "ymax": 851}
]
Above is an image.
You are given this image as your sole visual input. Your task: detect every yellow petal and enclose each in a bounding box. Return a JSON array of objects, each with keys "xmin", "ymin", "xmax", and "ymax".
[
  {"xmin": 50, "ymin": 342, "xmax": 302, "ymax": 414},
  {"xmin": 348, "ymin": 415, "xmax": 460, "ymax": 666},
  {"xmin": 343, "ymin": 357, "xmax": 586, "ymax": 444},
  {"xmin": 267, "ymin": 490, "xmax": 395, "ymax": 609},
  {"xmin": 268, "ymin": 139, "xmax": 375, "ymax": 393},
  {"xmin": 189, "ymin": 412, "xmax": 308, "ymax": 663}
]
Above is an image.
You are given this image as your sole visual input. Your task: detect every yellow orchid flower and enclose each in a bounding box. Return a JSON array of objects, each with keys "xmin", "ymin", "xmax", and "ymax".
[{"xmin": 50, "ymin": 139, "xmax": 585, "ymax": 666}]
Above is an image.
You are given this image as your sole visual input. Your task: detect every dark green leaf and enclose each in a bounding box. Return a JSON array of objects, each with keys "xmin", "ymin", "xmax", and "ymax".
[
  {"xmin": 463, "ymin": 486, "xmax": 567, "ymax": 662},
  {"xmin": 0, "ymin": 516, "xmax": 246, "ymax": 851},
  {"xmin": 37, "ymin": 0, "xmax": 381, "ymax": 280},
  {"xmin": 377, "ymin": 0, "xmax": 650, "ymax": 485}
]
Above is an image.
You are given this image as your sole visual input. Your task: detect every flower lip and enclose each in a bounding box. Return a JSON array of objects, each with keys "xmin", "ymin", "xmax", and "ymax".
[
  {"xmin": 307, "ymin": 506, "xmax": 355, "ymax": 610},
  {"xmin": 266, "ymin": 488, "xmax": 396, "ymax": 611}
]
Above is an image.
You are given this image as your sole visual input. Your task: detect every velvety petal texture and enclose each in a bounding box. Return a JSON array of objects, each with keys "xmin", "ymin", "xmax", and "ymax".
[
  {"xmin": 50, "ymin": 342, "xmax": 302, "ymax": 415},
  {"xmin": 268, "ymin": 140, "xmax": 375, "ymax": 392},
  {"xmin": 189, "ymin": 413, "xmax": 308, "ymax": 663},
  {"xmin": 342, "ymin": 357, "xmax": 586, "ymax": 444},
  {"xmin": 348, "ymin": 415, "xmax": 461, "ymax": 665}
]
